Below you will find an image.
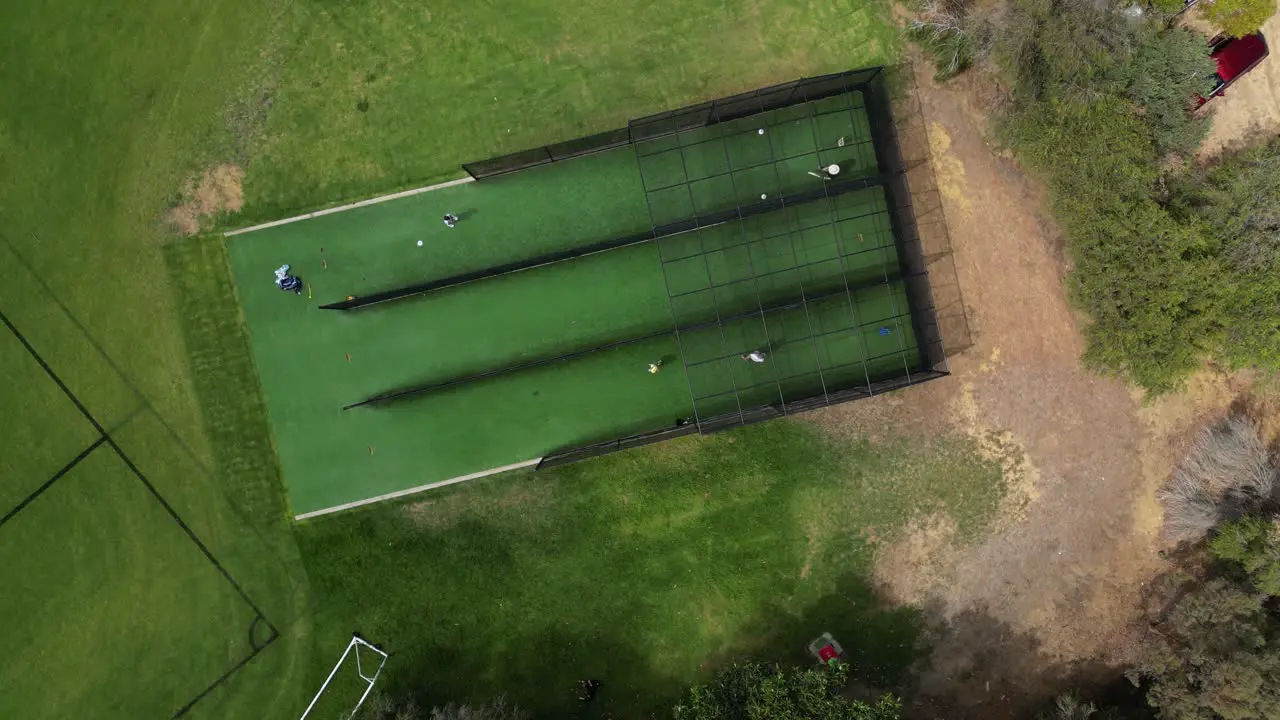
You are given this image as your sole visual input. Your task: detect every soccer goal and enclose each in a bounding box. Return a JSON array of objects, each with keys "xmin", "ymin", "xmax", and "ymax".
[{"xmin": 299, "ymin": 634, "xmax": 389, "ymax": 720}]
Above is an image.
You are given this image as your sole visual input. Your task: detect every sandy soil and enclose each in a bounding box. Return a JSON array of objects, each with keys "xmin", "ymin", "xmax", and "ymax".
[
  {"xmin": 166, "ymin": 164, "xmax": 245, "ymax": 236},
  {"xmin": 1198, "ymin": 10, "xmax": 1280, "ymax": 158},
  {"xmin": 811, "ymin": 59, "xmax": 1248, "ymax": 717}
]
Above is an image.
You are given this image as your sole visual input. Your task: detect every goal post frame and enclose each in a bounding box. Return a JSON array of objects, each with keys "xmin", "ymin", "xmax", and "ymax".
[{"xmin": 299, "ymin": 634, "xmax": 389, "ymax": 720}]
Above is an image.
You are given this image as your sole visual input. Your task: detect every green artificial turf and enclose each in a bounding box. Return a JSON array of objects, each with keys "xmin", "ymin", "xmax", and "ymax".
[
  {"xmin": 297, "ymin": 420, "xmax": 1007, "ymax": 718},
  {"xmin": 228, "ymin": 153, "xmax": 701, "ymax": 516},
  {"xmin": 230, "ymin": 138, "xmax": 920, "ymax": 516},
  {"xmin": 637, "ymin": 93, "xmax": 876, "ymax": 225}
]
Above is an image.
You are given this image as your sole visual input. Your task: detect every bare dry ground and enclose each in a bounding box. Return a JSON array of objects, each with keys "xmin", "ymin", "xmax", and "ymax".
[
  {"xmin": 810, "ymin": 59, "xmax": 1257, "ymax": 717},
  {"xmin": 1199, "ymin": 10, "xmax": 1280, "ymax": 158},
  {"xmin": 166, "ymin": 164, "xmax": 245, "ymax": 235}
]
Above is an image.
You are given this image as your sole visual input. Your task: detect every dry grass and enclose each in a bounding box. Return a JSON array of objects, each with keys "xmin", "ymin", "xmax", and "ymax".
[{"xmin": 1159, "ymin": 415, "xmax": 1278, "ymax": 542}]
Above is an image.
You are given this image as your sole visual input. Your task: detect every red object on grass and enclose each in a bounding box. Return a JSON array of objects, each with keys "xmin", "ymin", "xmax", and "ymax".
[
  {"xmin": 1196, "ymin": 33, "xmax": 1269, "ymax": 108},
  {"xmin": 818, "ymin": 644, "xmax": 840, "ymax": 663}
]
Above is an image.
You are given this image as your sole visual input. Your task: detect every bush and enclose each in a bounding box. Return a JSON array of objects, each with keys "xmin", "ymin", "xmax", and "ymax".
[
  {"xmin": 1200, "ymin": 0, "xmax": 1277, "ymax": 38},
  {"xmin": 1038, "ymin": 693, "xmax": 1099, "ymax": 720},
  {"xmin": 1160, "ymin": 416, "xmax": 1275, "ymax": 541},
  {"xmin": 1130, "ymin": 577, "xmax": 1280, "ymax": 720},
  {"xmin": 1119, "ymin": 27, "xmax": 1217, "ymax": 156},
  {"xmin": 357, "ymin": 694, "xmax": 527, "ymax": 720},
  {"xmin": 906, "ymin": 0, "xmax": 994, "ymax": 80},
  {"xmin": 1167, "ymin": 138, "xmax": 1280, "ymax": 373},
  {"xmin": 990, "ymin": 0, "xmax": 1280, "ymax": 393},
  {"xmin": 673, "ymin": 662, "xmax": 901, "ymax": 720},
  {"xmin": 1209, "ymin": 516, "xmax": 1280, "ymax": 596}
]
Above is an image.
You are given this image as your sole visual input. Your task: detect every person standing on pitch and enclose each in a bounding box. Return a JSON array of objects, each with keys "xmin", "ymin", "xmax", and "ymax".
[
  {"xmin": 648, "ymin": 360, "xmax": 663, "ymax": 374},
  {"xmin": 442, "ymin": 212, "xmax": 460, "ymax": 228},
  {"xmin": 742, "ymin": 349, "xmax": 768, "ymax": 364}
]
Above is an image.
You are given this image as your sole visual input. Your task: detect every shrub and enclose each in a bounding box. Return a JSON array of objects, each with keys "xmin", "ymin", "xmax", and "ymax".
[
  {"xmin": 1199, "ymin": 0, "xmax": 1277, "ymax": 38},
  {"xmin": 1209, "ymin": 516, "xmax": 1280, "ymax": 596},
  {"xmin": 1038, "ymin": 693, "xmax": 1099, "ymax": 720},
  {"xmin": 673, "ymin": 662, "xmax": 901, "ymax": 720},
  {"xmin": 1119, "ymin": 27, "xmax": 1217, "ymax": 156},
  {"xmin": 1160, "ymin": 416, "xmax": 1275, "ymax": 541},
  {"xmin": 357, "ymin": 694, "xmax": 527, "ymax": 720},
  {"xmin": 1167, "ymin": 138, "xmax": 1280, "ymax": 373},
  {"xmin": 1130, "ymin": 577, "xmax": 1280, "ymax": 720},
  {"xmin": 906, "ymin": 0, "xmax": 994, "ymax": 80}
]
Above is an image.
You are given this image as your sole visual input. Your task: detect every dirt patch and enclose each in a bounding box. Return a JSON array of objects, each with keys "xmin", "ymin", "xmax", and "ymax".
[
  {"xmin": 806, "ymin": 57, "xmax": 1264, "ymax": 716},
  {"xmin": 166, "ymin": 164, "xmax": 245, "ymax": 236},
  {"xmin": 874, "ymin": 513, "xmax": 961, "ymax": 604},
  {"xmin": 1198, "ymin": 10, "xmax": 1280, "ymax": 159}
]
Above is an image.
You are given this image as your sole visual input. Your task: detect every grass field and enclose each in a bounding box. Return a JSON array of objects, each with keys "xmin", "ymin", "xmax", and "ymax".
[
  {"xmin": 297, "ymin": 421, "xmax": 1006, "ymax": 717},
  {"xmin": 0, "ymin": 0, "xmax": 1007, "ymax": 716}
]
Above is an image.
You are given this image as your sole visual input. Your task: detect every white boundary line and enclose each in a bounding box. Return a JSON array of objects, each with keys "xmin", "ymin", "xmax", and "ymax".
[
  {"xmin": 294, "ymin": 457, "xmax": 541, "ymax": 520},
  {"xmin": 224, "ymin": 175, "xmax": 475, "ymax": 237}
]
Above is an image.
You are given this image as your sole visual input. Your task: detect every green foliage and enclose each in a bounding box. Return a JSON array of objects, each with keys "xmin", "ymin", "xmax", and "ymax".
[
  {"xmin": 1119, "ymin": 28, "xmax": 1216, "ymax": 156},
  {"xmin": 993, "ymin": 0, "xmax": 1280, "ymax": 393},
  {"xmin": 1131, "ymin": 578, "xmax": 1280, "ymax": 720},
  {"xmin": 1200, "ymin": 0, "xmax": 1276, "ymax": 38},
  {"xmin": 999, "ymin": 92, "xmax": 1220, "ymax": 392},
  {"xmin": 673, "ymin": 662, "xmax": 901, "ymax": 720},
  {"xmin": 1210, "ymin": 516, "xmax": 1280, "ymax": 596},
  {"xmin": 1166, "ymin": 138, "xmax": 1280, "ymax": 372},
  {"xmin": 906, "ymin": 0, "xmax": 993, "ymax": 81},
  {"xmin": 997, "ymin": 0, "xmax": 1135, "ymax": 104},
  {"xmin": 357, "ymin": 692, "xmax": 528, "ymax": 720},
  {"xmin": 1150, "ymin": 0, "xmax": 1191, "ymax": 13}
]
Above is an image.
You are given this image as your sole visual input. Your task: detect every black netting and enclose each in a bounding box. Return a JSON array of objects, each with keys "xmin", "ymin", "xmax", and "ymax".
[
  {"xmin": 462, "ymin": 148, "xmax": 553, "ymax": 180},
  {"xmin": 629, "ymin": 103, "xmax": 714, "ymax": 143},
  {"xmin": 546, "ymin": 127, "xmax": 631, "ymax": 162},
  {"xmin": 536, "ymin": 423, "xmax": 698, "ymax": 470}
]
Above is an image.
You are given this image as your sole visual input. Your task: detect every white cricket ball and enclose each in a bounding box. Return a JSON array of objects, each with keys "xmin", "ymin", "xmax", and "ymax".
[
  {"xmin": 417, "ymin": 240, "xmax": 424, "ymax": 246},
  {"xmin": 757, "ymin": 128, "xmax": 765, "ymax": 135},
  {"xmin": 761, "ymin": 194, "xmax": 767, "ymax": 200}
]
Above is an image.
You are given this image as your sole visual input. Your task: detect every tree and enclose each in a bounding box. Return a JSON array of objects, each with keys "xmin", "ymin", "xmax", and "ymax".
[
  {"xmin": 1130, "ymin": 578, "xmax": 1280, "ymax": 720},
  {"xmin": 673, "ymin": 662, "xmax": 900, "ymax": 720},
  {"xmin": 1166, "ymin": 137, "xmax": 1280, "ymax": 374},
  {"xmin": 906, "ymin": 0, "xmax": 995, "ymax": 81},
  {"xmin": 1200, "ymin": 0, "xmax": 1276, "ymax": 38},
  {"xmin": 1119, "ymin": 28, "xmax": 1217, "ymax": 156},
  {"xmin": 1209, "ymin": 516, "xmax": 1280, "ymax": 596}
]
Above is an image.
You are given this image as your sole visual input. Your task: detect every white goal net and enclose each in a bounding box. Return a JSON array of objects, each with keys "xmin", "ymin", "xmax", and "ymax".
[{"xmin": 299, "ymin": 634, "xmax": 389, "ymax": 720}]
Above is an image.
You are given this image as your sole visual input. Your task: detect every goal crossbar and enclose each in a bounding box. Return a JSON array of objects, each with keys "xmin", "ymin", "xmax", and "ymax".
[{"xmin": 299, "ymin": 635, "xmax": 389, "ymax": 720}]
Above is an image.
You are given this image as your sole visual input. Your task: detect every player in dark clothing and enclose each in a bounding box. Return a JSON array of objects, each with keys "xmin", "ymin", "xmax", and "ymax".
[{"xmin": 274, "ymin": 264, "xmax": 303, "ymax": 295}]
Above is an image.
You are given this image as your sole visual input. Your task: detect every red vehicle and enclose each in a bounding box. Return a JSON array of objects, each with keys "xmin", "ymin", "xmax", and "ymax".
[{"xmin": 1196, "ymin": 32, "xmax": 1269, "ymax": 108}]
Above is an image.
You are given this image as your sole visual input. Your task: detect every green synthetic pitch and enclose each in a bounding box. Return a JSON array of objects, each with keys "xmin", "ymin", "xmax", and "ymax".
[{"xmin": 228, "ymin": 90, "xmax": 923, "ymax": 517}]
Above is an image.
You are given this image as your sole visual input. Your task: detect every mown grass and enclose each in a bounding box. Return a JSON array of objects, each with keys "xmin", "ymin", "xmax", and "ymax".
[
  {"xmin": 0, "ymin": 0, "xmax": 923, "ymax": 716},
  {"xmin": 0, "ymin": 0, "xmax": 311, "ymax": 716},
  {"xmin": 297, "ymin": 422, "xmax": 1005, "ymax": 718},
  {"xmin": 240, "ymin": 0, "xmax": 899, "ymax": 220}
]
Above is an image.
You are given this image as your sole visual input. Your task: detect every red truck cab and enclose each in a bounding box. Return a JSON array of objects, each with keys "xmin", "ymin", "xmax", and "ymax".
[{"xmin": 1196, "ymin": 32, "xmax": 1269, "ymax": 107}]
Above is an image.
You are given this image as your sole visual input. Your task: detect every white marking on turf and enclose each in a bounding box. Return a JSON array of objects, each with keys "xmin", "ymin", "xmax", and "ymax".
[
  {"xmin": 292, "ymin": 458, "xmax": 542, "ymax": 520},
  {"xmin": 223, "ymin": 175, "xmax": 475, "ymax": 236}
]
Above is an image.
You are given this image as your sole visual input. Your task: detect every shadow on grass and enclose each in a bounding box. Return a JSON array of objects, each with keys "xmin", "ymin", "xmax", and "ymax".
[
  {"xmin": 901, "ymin": 602, "xmax": 1147, "ymax": 720},
  {"xmin": 391, "ymin": 572, "xmax": 922, "ymax": 719}
]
